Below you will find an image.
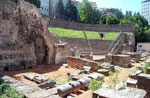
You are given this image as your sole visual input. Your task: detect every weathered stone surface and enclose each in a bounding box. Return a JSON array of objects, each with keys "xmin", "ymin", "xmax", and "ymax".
[
  {"xmin": 77, "ymin": 77, "xmax": 91, "ymax": 89},
  {"xmin": 46, "ymin": 95, "xmax": 62, "ymax": 98},
  {"xmin": 33, "ymin": 75, "xmax": 48, "ymax": 84},
  {"xmin": 68, "ymin": 81, "xmax": 81, "ymax": 93},
  {"xmin": 126, "ymin": 78, "xmax": 137, "ymax": 88},
  {"xmin": 97, "ymin": 69, "xmax": 109, "ymax": 76},
  {"xmin": 54, "ymin": 41, "xmax": 74, "ymax": 64},
  {"xmin": 24, "ymin": 74, "xmax": 35, "ymax": 80},
  {"xmin": 93, "ymin": 87, "xmax": 147, "ymax": 98},
  {"xmin": 137, "ymin": 73, "xmax": 150, "ymax": 91},
  {"xmin": 0, "ymin": 0, "xmax": 54, "ymax": 70},
  {"xmin": 24, "ymin": 74, "xmax": 48, "ymax": 84},
  {"xmin": 126, "ymin": 52, "xmax": 141, "ymax": 62},
  {"xmin": 129, "ymin": 70, "xmax": 142, "ymax": 80},
  {"xmin": 57, "ymin": 84, "xmax": 73, "ymax": 97},
  {"xmin": 106, "ymin": 54, "xmax": 131, "ymax": 68},
  {"xmin": 80, "ymin": 55, "xmax": 93, "ymax": 60},
  {"xmin": 1, "ymin": 75, "xmax": 55, "ymax": 98},
  {"xmin": 67, "ymin": 56, "xmax": 102, "ymax": 71},
  {"xmin": 83, "ymin": 66, "xmax": 91, "ymax": 72},
  {"xmin": 38, "ymin": 80, "xmax": 56, "ymax": 89},
  {"xmin": 71, "ymin": 74, "xmax": 88, "ymax": 80},
  {"xmin": 77, "ymin": 77, "xmax": 91, "ymax": 85},
  {"xmin": 88, "ymin": 73, "xmax": 104, "ymax": 81}
]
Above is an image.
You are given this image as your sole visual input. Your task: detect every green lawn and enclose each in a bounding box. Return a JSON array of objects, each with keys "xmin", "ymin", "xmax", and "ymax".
[{"xmin": 48, "ymin": 27, "xmax": 120, "ymax": 40}]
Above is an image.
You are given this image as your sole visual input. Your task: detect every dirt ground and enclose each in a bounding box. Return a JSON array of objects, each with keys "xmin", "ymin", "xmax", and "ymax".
[
  {"xmin": 0, "ymin": 55, "xmax": 149, "ymax": 98},
  {"xmin": 0, "ymin": 65, "xmax": 80, "ymax": 85}
]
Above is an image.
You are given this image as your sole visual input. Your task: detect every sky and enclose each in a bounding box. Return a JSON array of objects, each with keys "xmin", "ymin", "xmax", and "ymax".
[{"xmin": 77, "ymin": 0, "xmax": 143, "ymax": 14}]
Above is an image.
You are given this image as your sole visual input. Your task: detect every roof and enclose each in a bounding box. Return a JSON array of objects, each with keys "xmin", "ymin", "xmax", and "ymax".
[{"xmin": 142, "ymin": 0, "xmax": 150, "ymax": 3}]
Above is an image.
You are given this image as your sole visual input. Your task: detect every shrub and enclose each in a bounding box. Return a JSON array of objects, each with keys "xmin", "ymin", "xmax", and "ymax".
[
  {"xmin": 88, "ymin": 79, "xmax": 103, "ymax": 90},
  {"xmin": 142, "ymin": 67, "xmax": 147, "ymax": 74},
  {"xmin": 108, "ymin": 70, "xmax": 119, "ymax": 89},
  {"xmin": 145, "ymin": 62, "xmax": 150, "ymax": 68},
  {"xmin": 0, "ymin": 83, "xmax": 24, "ymax": 98},
  {"xmin": 141, "ymin": 62, "xmax": 150, "ymax": 74}
]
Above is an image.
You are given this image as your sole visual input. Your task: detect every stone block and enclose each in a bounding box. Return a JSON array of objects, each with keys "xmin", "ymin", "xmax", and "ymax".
[
  {"xmin": 33, "ymin": 75, "xmax": 48, "ymax": 84},
  {"xmin": 68, "ymin": 81, "xmax": 81, "ymax": 93},
  {"xmin": 137, "ymin": 73, "xmax": 150, "ymax": 91},
  {"xmin": 93, "ymin": 87, "xmax": 147, "ymax": 98},
  {"xmin": 88, "ymin": 73, "xmax": 104, "ymax": 81},
  {"xmin": 80, "ymin": 55, "xmax": 93, "ymax": 60},
  {"xmin": 67, "ymin": 56, "xmax": 102, "ymax": 72},
  {"xmin": 38, "ymin": 80, "xmax": 56, "ymax": 89},
  {"xmin": 126, "ymin": 52, "xmax": 141, "ymax": 62},
  {"xmin": 57, "ymin": 84, "xmax": 73, "ymax": 97},
  {"xmin": 129, "ymin": 70, "xmax": 142, "ymax": 80},
  {"xmin": 97, "ymin": 69, "xmax": 109, "ymax": 76},
  {"xmin": 126, "ymin": 78, "xmax": 137, "ymax": 88},
  {"xmin": 106, "ymin": 54, "xmax": 131, "ymax": 68}
]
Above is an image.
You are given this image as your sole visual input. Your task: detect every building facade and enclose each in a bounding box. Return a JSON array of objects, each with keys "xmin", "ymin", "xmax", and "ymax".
[
  {"xmin": 90, "ymin": 2, "xmax": 97, "ymax": 9},
  {"xmin": 141, "ymin": 0, "xmax": 150, "ymax": 24},
  {"xmin": 40, "ymin": 0, "xmax": 72, "ymax": 16},
  {"xmin": 40, "ymin": 0, "xmax": 50, "ymax": 16},
  {"xmin": 137, "ymin": 42, "xmax": 150, "ymax": 52}
]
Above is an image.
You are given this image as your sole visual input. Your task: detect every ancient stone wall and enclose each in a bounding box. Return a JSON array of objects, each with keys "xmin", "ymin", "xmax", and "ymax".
[
  {"xmin": 0, "ymin": 0, "xmax": 55, "ymax": 70},
  {"xmin": 106, "ymin": 54, "xmax": 131, "ymax": 68},
  {"xmin": 53, "ymin": 42, "xmax": 74, "ymax": 64},
  {"xmin": 55, "ymin": 37, "xmax": 113, "ymax": 55},
  {"xmin": 48, "ymin": 18, "xmax": 135, "ymax": 32},
  {"xmin": 67, "ymin": 56, "xmax": 102, "ymax": 71}
]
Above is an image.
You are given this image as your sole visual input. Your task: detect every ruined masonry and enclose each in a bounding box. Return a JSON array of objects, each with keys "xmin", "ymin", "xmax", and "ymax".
[{"xmin": 0, "ymin": 0, "xmax": 73, "ymax": 71}]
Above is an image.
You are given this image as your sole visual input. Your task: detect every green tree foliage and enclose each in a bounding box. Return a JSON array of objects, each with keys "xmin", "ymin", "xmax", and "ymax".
[
  {"xmin": 99, "ymin": 14, "xmax": 107, "ymax": 24},
  {"xmin": 120, "ymin": 11, "xmax": 135, "ymax": 24},
  {"xmin": 106, "ymin": 14, "xmax": 119, "ymax": 24},
  {"xmin": 120, "ymin": 11, "xmax": 150, "ymax": 42},
  {"xmin": 78, "ymin": 0, "xmax": 93, "ymax": 23},
  {"xmin": 65, "ymin": 0, "xmax": 77, "ymax": 21},
  {"xmin": 55, "ymin": 0, "xmax": 65, "ymax": 19},
  {"xmin": 25, "ymin": 0, "xmax": 41, "ymax": 8},
  {"xmin": 107, "ymin": 8, "xmax": 123, "ymax": 20},
  {"xmin": 92, "ymin": 9, "xmax": 102, "ymax": 24}
]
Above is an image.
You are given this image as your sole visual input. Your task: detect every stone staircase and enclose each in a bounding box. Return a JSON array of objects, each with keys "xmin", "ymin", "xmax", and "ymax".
[{"xmin": 108, "ymin": 32, "xmax": 134, "ymax": 54}]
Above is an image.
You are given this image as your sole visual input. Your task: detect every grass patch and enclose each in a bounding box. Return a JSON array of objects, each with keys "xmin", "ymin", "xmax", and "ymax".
[
  {"xmin": 141, "ymin": 62, "xmax": 150, "ymax": 74},
  {"xmin": 48, "ymin": 27, "xmax": 120, "ymax": 40},
  {"xmin": 0, "ymin": 80, "xmax": 24, "ymax": 98},
  {"xmin": 108, "ymin": 70, "xmax": 120, "ymax": 89},
  {"xmin": 48, "ymin": 77, "xmax": 72, "ymax": 86},
  {"xmin": 88, "ymin": 79, "xmax": 103, "ymax": 90}
]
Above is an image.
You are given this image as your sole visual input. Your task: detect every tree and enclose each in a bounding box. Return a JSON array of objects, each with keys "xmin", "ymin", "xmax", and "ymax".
[
  {"xmin": 78, "ymin": 0, "xmax": 93, "ymax": 23},
  {"xmin": 92, "ymin": 9, "xmax": 102, "ymax": 24},
  {"xmin": 120, "ymin": 11, "xmax": 150, "ymax": 42},
  {"xmin": 55, "ymin": 0, "xmax": 65, "ymax": 19},
  {"xmin": 99, "ymin": 8, "xmax": 123, "ymax": 20},
  {"xmin": 65, "ymin": 0, "xmax": 77, "ymax": 21},
  {"xmin": 25, "ymin": 0, "xmax": 41, "ymax": 8},
  {"xmin": 120, "ymin": 11, "xmax": 135, "ymax": 24},
  {"xmin": 106, "ymin": 14, "xmax": 119, "ymax": 24},
  {"xmin": 99, "ymin": 14, "xmax": 107, "ymax": 24},
  {"xmin": 107, "ymin": 8, "xmax": 123, "ymax": 20}
]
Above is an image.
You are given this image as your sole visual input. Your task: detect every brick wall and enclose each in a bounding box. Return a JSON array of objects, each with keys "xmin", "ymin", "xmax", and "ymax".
[
  {"xmin": 67, "ymin": 56, "xmax": 102, "ymax": 71},
  {"xmin": 106, "ymin": 54, "xmax": 131, "ymax": 68}
]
